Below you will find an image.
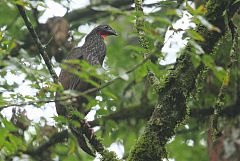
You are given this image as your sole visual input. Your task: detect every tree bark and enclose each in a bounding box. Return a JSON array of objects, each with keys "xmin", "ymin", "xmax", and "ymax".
[{"xmin": 127, "ymin": 0, "xmax": 236, "ymax": 160}]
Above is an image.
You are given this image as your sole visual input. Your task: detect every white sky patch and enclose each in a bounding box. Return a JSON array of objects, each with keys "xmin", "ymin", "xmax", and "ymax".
[
  {"xmin": 200, "ymin": 138, "xmax": 207, "ymax": 146},
  {"xmin": 77, "ymin": 24, "xmax": 96, "ymax": 46},
  {"xmin": 39, "ymin": 0, "xmax": 90, "ymax": 23},
  {"xmin": 1, "ymin": 72, "xmax": 36, "ymax": 119},
  {"xmin": 69, "ymin": 0, "xmax": 90, "ymax": 10},
  {"xmin": 163, "ymin": 159, "xmax": 175, "ymax": 161},
  {"xmin": 39, "ymin": 0, "xmax": 67, "ymax": 23},
  {"xmin": 161, "ymin": 11, "xmax": 195, "ymax": 65},
  {"xmin": 94, "ymin": 142, "xmax": 124, "ymax": 161},
  {"xmin": 85, "ymin": 107, "xmax": 97, "ymax": 121},
  {"xmin": 168, "ymin": 135, "xmax": 176, "ymax": 144},
  {"xmin": 186, "ymin": 139, "xmax": 194, "ymax": 147},
  {"xmin": 108, "ymin": 142, "xmax": 125, "ymax": 159},
  {"xmin": 78, "ymin": 24, "xmax": 96, "ymax": 34},
  {"xmin": 143, "ymin": 0, "xmax": 162, "ymax": 13},
  {"xmin": 1, "ymin": 71, "xmax": 57, "ymax": 124},
  {"xmin": 131, "ymin": 0, "xmax": 194, "ymax": 65},
  {"xmin": 2, "ymin": 71, "xmax": 25, "ymax": 86}
]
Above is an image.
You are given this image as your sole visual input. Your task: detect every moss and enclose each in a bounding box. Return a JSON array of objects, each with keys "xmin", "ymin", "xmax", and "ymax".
[
  {"xmin": 128, "ymin": 88, "xmax": 187, "ymax": 161},
  {"xmin": 147, "ymin": 71, "xmax": 162, "ymax": 93},
  {"xmin": 135, "ymin": 0, "xmax": 149, "ymax": 50},
  {"xmin": 100, "ymin": 150, "xmax": 120, "ymax": 161},
  {"xmin": 205, "ymin": 0, "xmax": 228, "ymax": 21},
  {"xmin": 128, "ymin": 129, "xmax": 167, "ymax": 161},
  {"xmin": 128, "ymin": 0, "xmax": 231, "ymax": 160}
]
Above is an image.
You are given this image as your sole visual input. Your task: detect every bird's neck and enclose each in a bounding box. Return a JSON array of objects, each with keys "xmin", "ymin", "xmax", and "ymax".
[
  {"xmin": 84, "ymin": 33, "xmax": 105, "ymax": 49},
  {"xmin": 83, "ymin": 33, "xmax": 106, "ymax": 65}
]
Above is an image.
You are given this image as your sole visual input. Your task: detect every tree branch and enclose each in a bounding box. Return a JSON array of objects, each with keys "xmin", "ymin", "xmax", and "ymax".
[
  {"xmin": 210, "ymin": 13, "xmax": 239, "ymax": 138},
  {"xmin": 25, "ymin": 130, "xmax": 68, "ymax": 156},
  {"xmin": 88, "ymin": 102, "xmax": 240, "ymax": 127},
  {"xmin": 16, "ymin": 5, "xmax": 59, "ymax": 84},
  {"xmin": 23, "ymin": 102, "xmax": 240, "ymax": 157},
  {"xmin": 128, "ymin": 0, "xmax": 235, "ymax": 160},
  {"xmin": 16, "ymin": 4, "xmax": 119, "ymax": 159},
  {"xmin": 65, "ymin": 0, "xmax": 134, "ymax": 29}
]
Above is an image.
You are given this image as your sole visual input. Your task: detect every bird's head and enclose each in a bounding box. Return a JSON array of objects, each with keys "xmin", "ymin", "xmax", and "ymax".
[{"xmin": 93, "ymin": 25, "xmax": 117, "ymax": 39}]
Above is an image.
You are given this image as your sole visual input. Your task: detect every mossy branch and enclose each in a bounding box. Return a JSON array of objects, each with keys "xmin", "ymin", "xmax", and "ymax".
[
  {"xmin": 135, "ymin": 0, "xmax": 149, "ymax": 51},
  {"xmin": 128, "ymin": 0, "xmax": 236, "ymax": 160},
  {"xmin": 210, "ymin": 20, "xmax": 239, "ymax": 139}
]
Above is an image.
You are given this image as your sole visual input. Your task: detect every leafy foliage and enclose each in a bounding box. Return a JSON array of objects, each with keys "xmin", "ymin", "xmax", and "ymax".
[{"xmin": 0, "ymin": 0, "xmax": 239, "ymax": 160}]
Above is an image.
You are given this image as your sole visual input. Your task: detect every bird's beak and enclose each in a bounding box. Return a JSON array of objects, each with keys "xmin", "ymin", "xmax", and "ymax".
[{"xmin": 107, "ymin": 29, "xmax": 117, "ymax": 36}]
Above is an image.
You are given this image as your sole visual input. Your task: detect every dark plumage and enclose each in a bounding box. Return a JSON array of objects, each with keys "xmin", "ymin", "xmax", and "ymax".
[{"xmin": 55, "ymin": 25, "xmax": 117, "ymax": 156}]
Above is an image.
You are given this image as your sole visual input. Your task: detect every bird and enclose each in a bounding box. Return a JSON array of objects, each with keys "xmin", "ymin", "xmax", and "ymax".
[{"xmin": 55, "ymin": 25, "xmax": 117, "ymax": 156}]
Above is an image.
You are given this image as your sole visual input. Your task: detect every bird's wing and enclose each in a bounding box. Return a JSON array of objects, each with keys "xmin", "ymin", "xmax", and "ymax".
[
  {"xmin": 67, "ymin": 49, "xmax": 86, "ymax": 90},
  {"xmin": 59, "ymin": 47, "xmax": 97, "ymax": 114},
  {"xmin": 59, "ymin": 47, "xmax": 84, "ymax": 90},
  {"xmin": 57, "ymin": 48, "xmax": 96, "ymax": 156},
  {"xmin": 65, "ymin": 47, "xmax": 98, "ymax": 91}
]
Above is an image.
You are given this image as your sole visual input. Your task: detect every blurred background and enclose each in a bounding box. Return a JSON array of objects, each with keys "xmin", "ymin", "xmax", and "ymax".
[{"xmin": 0, "ymin": 0, "xmax": 240, "ymax": 161}]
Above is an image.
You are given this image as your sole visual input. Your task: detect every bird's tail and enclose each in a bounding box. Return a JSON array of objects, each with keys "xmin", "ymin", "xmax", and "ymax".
[{"xmin": 70, "ymin": 125, "xmax": 96, "ymax": 157}]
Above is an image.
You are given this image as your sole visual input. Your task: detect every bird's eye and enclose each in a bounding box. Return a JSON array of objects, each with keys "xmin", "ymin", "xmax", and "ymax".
[{"xmin": 104, "ymin": 26, "xmax": 109, "ymax": 29}]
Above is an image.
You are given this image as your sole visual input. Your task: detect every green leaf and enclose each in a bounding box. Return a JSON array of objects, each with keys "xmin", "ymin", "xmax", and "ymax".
[
  {"xmin": 165, "ymin": 9, "xmax": 178, "ymax": 16},
  {"xmin": 0, "ymin": 128, "xmax": 8, "ymax": 146},
  {"xmin": 213, "ymin": 67, "xmax": 227, "ymax": 82},
  {"xmin": 70, "ymin": 120, "xmax": 81, "ymax": 128},
  {"xmin": 124, "ymin": 45, "xmax": 147, "ymax": 53},
  {"xmin": 8, "ymin": 134, "xmax": 25, "ymax": 151},
  {"xmin": 196, "ymin": 16, "xmax": 221, "ymax": 32},
  {"xmin": 189, "ymin": 40, "xmax": 204, "ymax": 54},
  {"xmin": 55, "ymin": 144, "xmax": 69, "ymax": 155},
  {"xmin": 63, "ymin": 155, "xmax": 79, "ymax": 161},
  {"xmin": 233, "ymin": 0, "xmax": 240, "ymax": 5},
  {"xmin": 71, "ymin": 110, "xmax": 85, "ymax": 120},
  {"xmin": 153, "ymin": 17, "xmax": 172, "ymax": 25},
  {"xmin": 102, "ymin": 90, "xmax": 117, "ymax": 100},
  {"xmin": 53, "ymin": 116, "xmax": 68, "ymax": 124},
  {"xmin": 185, "ymin": 2, "xmax": 196, "ymax": 15},
  {"xmin": 202, "ymin": 55, "xmax": 214, "ymax": 67},
  {"xmin": 97, "ymin": 108, "xmax": 109, "ymax": 116},
  {"xmin": 191, "ymin": 54, "xmax": 201, "ymax": 68},
  {"xmin": 186, "ymin": 29, "xmax": 205, "ymax": 41},
  {"xmin": 2, "ymin": 118, "xmax": 17, "ymax": 132}
]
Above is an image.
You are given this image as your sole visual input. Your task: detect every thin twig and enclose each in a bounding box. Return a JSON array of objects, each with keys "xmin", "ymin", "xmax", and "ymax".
[
  {"xmin": 0, "ymin": 53, "xmax": 152, "ymax": 110},
  {"xmin": 25, "ymin": 130, "xmax": 68, "ymax": 155},
  {"xmin": 16, "ymin": 5, "xmax": 59, "ymax": 84}
]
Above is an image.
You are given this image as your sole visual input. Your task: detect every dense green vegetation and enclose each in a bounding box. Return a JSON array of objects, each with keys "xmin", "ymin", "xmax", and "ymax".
[{"xmin": 0, "ymin": 0, "xmax": 239, "ymax": 160}]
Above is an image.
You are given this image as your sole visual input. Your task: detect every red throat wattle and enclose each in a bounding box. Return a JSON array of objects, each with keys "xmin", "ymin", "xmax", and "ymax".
[
  {"xmin": 101, "ymin": 34, "xmax": 107, "ymax": 39},
  {"xmin": 98, "ymin": 32, "xmax": 107, "ymax": 39}
]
